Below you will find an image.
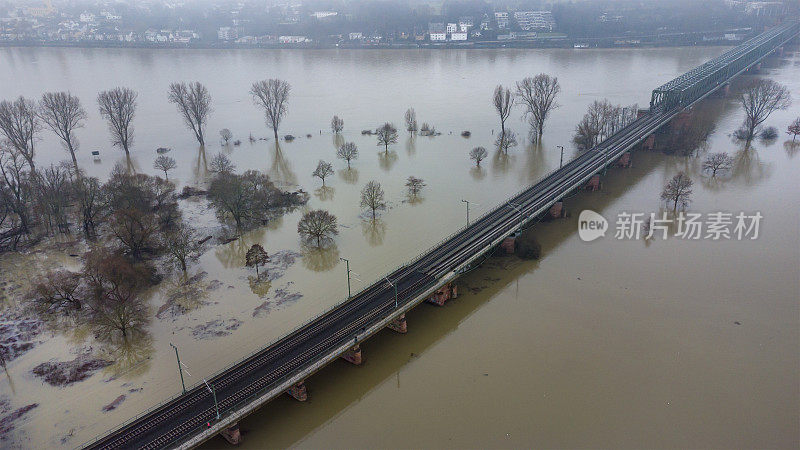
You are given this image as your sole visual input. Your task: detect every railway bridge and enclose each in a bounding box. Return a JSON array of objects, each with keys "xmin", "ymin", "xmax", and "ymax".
[{"xmin": 85, "ymin": 21, "xmax": 799, "ymax": 450}]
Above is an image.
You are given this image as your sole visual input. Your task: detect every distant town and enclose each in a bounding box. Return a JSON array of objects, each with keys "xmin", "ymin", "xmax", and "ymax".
[{"xmin": 0, "ymin": 0, "xmax": 795, "ymax": 49}]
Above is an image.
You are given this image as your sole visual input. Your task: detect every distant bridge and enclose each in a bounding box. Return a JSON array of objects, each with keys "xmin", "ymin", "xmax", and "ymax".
[{"xmin": 85, "ymin": 21, "xmax": 799, "ymax": 450}]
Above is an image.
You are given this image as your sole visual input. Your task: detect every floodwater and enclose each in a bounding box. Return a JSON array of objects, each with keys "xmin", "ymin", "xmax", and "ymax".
[{"xmin": 0, "ymin": 45, "xmax": 798, "ymax": 448}]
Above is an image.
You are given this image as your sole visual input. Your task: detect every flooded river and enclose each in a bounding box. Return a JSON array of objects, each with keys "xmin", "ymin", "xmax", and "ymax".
[{"xmin": 0, "ymin": 45, "xmax": 798, "ymax": 448}]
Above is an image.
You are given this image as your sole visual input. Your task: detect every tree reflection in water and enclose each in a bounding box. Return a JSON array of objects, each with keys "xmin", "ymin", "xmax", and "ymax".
[
  {"xmin": 784, "ymin": 140, "xmax": 799, "ymax": 158},
  {"xmin": 301, "ymin": 242, "xmax": 340, "ymax": 272},
  {"xmin": 213, "ymin": 226, "xmax": 268, "ymax": 269},
  {"xmin": 314, "ymin": 185, "xmax": 335, "ymax": 202},
  {"xmin": 470, "ymin": 165, "xmax": 486, "ymax": 181},
  {"xmin": 405, "ymin": 136, "xmax": 416, "ymax": 156},
  {"xmin": 192, "ymin": 145, "xmax": 209, "ymax": 186},
  {"xmin": 731, "ymin": 144, "xmax": 774, "ymax": 186},
  {"xmin": 332, "ymin": 133, "xmax": 344, "ymax": 152},
  {"xmin": 248, "ymin": 275, "xmax": 271, "ymax": 298},
  {"xmin": 96, "ymin": 331, "xmax": 154, "ymax": 379},
  {"xmin": 492, "ymin": 148, "xmax": 514, "ymax": 175},
  {"xmin": 378, "ymin": 150, "xmax": 398, "ymax": 172},
  {"xmin": 269, "ymin": 142, "xmax": 297, "ymax": 187},
  {"xmin": 361, "ymin": 218, "xmax": 387, "ymax": 246},
  {"xmin": 338, "ymin": 168, "xmax": 359, "ymax": 184}
]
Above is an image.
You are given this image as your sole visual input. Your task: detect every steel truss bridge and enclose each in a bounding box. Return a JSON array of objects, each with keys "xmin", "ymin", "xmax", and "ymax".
[{"xmin": 85, "ymin": 21, "xmax": 799, "ymax": 450}]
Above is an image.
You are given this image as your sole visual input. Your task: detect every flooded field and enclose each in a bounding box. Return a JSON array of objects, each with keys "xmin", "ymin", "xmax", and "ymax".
[{"xmin": 0, "ymin": 45, "xmax": 798, "ymax": 448}]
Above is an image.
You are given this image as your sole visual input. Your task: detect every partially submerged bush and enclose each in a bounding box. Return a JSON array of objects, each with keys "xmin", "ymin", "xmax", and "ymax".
[{"xmin": 514, "ymin": 229, "xmax": 541, "ymax": 260}]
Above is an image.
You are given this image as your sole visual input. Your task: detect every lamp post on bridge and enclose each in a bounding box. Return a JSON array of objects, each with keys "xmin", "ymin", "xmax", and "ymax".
[
  {"xmin": 385, "ymin": 276, "xmax": 398, "ymax": 308},
  {"xmin": 506, "ymin": 202, "xmax": 525, "ymax": 232},
  {"xmin": 170, "ymin": 342, "xmax": 186, "ymax": 395},
  {"xmin": 203, "ymin": 379, "xmax": 220, "ymax": 421},
  {"xmin": 339, "ymin": 257, "xmax": 352, "ymax": 299},
  {"xmin": 461, "ymin": 199, "xmax": 478, "ymax": 226},
  {"xmin": 557, "ymin": 145, "xmax": 565, "ymax": 169}
]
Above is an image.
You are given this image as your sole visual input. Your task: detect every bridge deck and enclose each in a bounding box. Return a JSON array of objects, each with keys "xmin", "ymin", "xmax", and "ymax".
[{"xmin": 85, "ymin": 22, "xmax": 799, "ymax": 450}]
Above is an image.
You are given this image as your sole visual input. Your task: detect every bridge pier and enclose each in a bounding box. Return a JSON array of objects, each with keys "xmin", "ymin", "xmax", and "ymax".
[
  {"xmin": 549, "ymin": 201, "xmax": 563, "ymax": 218},
  {"xmin": 341, "ymin": 345, "xmax": 363, "ymax": 365},
  {"xmin": 616, "ymin": 152, "xmax": 632, "ymax": 168},
  {"xmin": 776, "ymin": 46, "xmax": 784, "ymax": 56},
  {"xmin": 642, "ymin": 134, "xmax": 655, "ymax": 151},
  {"xmin": 220, "ymin": 423, "xmax": 242, "ymax": 446},
  {"xmin": 285, "ymin": 381, "xmax": 308, "ymax": 401},
  {"xmin": 585, "ymin": 174, "xmax": 601, "ymax": 191},
  {"xmin": 427, "ymin": 283, "xmax": 457, "ymax": 306},
  {"xmin": 387, "ymin": 313, "xmax": 407, "ymax": 333}
]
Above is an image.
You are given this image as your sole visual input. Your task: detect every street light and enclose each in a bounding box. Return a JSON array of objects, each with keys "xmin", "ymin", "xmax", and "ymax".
[
  {"xmin": 170, "ymin": 342, "xmax": 186, "ymax": 395},
  {"xmin": 339, "ymin": 257, "xmax": 351, "ymax": 299},
  {"xmin": 203, "ymin": 379, "xmax": 220, "ymax": 421},
  {"xmin": 506, "ymin": 202, "xmax": 525, "ymax": 231},
  {"xmin": 557, "ymin": 145, "xmax": 565, "ymax": 169},
  {"xmin": 385, "ymin": 276, "xmax": 398, "ymax": 308}
]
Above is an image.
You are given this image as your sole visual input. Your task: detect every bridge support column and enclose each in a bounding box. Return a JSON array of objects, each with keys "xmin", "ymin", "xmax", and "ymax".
[
  {"xmin": 220, "ymin": 423, "xmax": 242, "ymax": 446},
  {"xmin": 341, "ymin": 345, "xmax": 363, "ymax": 365},
  {"xmin": 501, "ymin": 236, "xmax": 516, "ymax": 254},
  {"xmin": 387, "ymin": 314, "xmax": 407, "ymax": 334},
  {"xmin": 427, "ymin": 283, "xmax": 457, "ymax": 306},
  {"xmin": 670, "ymin": 110, "xmax": 693, "ymax": 131},
  {"xmin": 585, "ymin": 174, "xmax": 601, "ymax": 191},
  {"xmin": 642, "ymin": 134, "xmax": 655, "ymax": 151},
  {"xmin": 549, "ymin": 201, "xmax": 563, "ymax": 218},
  {"xmin": 285, "ymin": 381, "xmax": 308, "ymax": 401},
  {"xmin": 616, "ymin": 152, "xmax": 631, "ymax": 168},
  {"xmin": 777, "ymin": 46, "xmax": 784, "ymax": 57}
]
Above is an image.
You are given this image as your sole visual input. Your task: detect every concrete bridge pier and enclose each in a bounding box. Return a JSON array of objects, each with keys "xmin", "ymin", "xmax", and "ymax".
[
  {"xmin": 341, "ymin": 345, "xmax": 363, "ymax": 365},
  {"xmin": 616, "ymin": 152, "xmax": 632, "ymax": 168},
  {"xmin": 549, "ymin": 201, "xmax": 564, "ymax": 218},
  {"xmin": 220, "ymin": 423, "xmax": 242, "ymax": 445},
  {"xmin": 642, "ymin": 134, "xmax": 656, "ymax": 151},
  {"xmin": 387, "ymin": 314, "xmax": 407, "ymax": 334},
  {"xmin": 776, "ymin": 46, "xmax": 784, "ymax": 56},
  {"xmin": 427, "ymin": 283, "xmax": 457, "ymax": 306},
  {"xmin": 285, "ymin": 381, "xmax": 308, "ymax": 401},
  {"xmin": 585, "ymin": 174, "xmax": 601, "ymax": 191}
]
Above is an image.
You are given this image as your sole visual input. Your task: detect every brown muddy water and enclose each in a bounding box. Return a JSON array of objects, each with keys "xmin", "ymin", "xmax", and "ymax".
[{"xmin": 0, "ymin": 45, "xmax": 798, "ymax": 449}]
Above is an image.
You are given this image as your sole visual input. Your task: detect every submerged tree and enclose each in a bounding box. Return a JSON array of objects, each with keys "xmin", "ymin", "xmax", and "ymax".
[
  {"xmin": 661, "ymin": 172, "xmax": 694, "ymax": 211},
  {"xmin": 493, "ymin": 85, "xmax": 514, "ymax": 141},
  {"xmin": 495, "ymin": 131, "xmax": 518, "ymax": 153},
  {"xmin": 469, "ymin": 146, "xmax": 488, "ymax": 166},
  {"xmin": 336, "ymin": 142, "xmax": 358, "ymax": 168},
  {"xmin": 30, "ymin": 269, "xmax": 84, "ymax": 316},
  {"xmin": 405, "ymin": 176, "xmax": 425, "ymax": 197},
  {"xmin": 404, "ymin": 108, "xmax": 418, "ymax": 133},
  {"xmin": 153, "ymin": 155, "xmax": 177, "ymax": 179},
  {"xmin": 162, "ymin": 222, "xmax": 201, "ymax": 275},
  {"xmin": 516, "ymin": 74, "xmax": 561, "ymax": 140},
  {"xmin": 38, "ymin": 92, "xmax": 87, "ymax": 175},
  {"xmin": 168, "ymin": 81, "xmax": 212, "ymax": 146},
  {"xmin": 702, "ymin": 152, "xmax": 733, "ymax": 177},
  {"xmin": 250, "ymin": 79, "xmax": 291, "ymax": 141},
  {"xmin": 297, "ymin": 209, "xmax": 339, "ymax": 247},
  {"xmin": 74, "ymin": 175, "xmax": 106, "ymax": 240},
  {"xmin": 209, "ymin": 152, "xmax": 235, "ymax": 174},
  {"xmin": 788, "ymin": 117, "xmax": 800, "ymax": 142},
  {"xmin": 245, "ymin": 243, "xmax": 269, "ymax": 275},
  {"xmin": 376, "ymin": 122, "xmax": 398, "ymax": 152},
  {"xmin": 220, "ymin": 128, "xmax": 233, "ymax": 145},
  {"xmin": 360, "ymin": 180, "xmax": 386, "ymax": 219},
  {"xmin": 737, "ymin": 79, "xmax": 791, "ymax": 143},
  {"xmin": 98, "ymin": 87, "xmax": 138, "ymax": 157},
  {"xmin": 0, "ymin": 96, "xmax": 41, "ymax": 173},
  {"xmin": 331, "ymin": 115, "xmax": 344, "ymax": 134},
  {"xmin": 312, "ymin": 160, "xmax": 334, "ymax": 186}
]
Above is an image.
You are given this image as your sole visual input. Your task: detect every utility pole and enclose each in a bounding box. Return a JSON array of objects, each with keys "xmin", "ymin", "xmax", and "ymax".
[
  {"xmin": 461, "ymin": 199, "xmax": 470, "ymax": 226},
  {"xmin": 170, "ymin": 342, "xmax": 186, "ymax": 395},
  {"xmin": 557, "ymin": 145, "xmax": 564, "ymax": 168},
  {"xmin": 385, "ymin": 277, "xmax": 398, "ymax": 308},
  {"xmin": 339, "ymin": 257, "xmax": 351, "ymax": 299},
  {"xmin": 506, "ymin": 202, "xmax": 524, "ymax": 231},
  {"xmin": 203, "ymin": 379, "xmax": 220, "ymax": 421}
]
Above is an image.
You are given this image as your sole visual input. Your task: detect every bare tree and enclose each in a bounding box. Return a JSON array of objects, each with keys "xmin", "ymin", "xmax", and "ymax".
[
  {"xmin": 331, "ymin": 115, "xmax": 344, "ymax": 133},
  {"xmin": 360, "ymin": 180, "xmax": 386, "ymax": 219},
  {"xmin": 245, "ymin": 243, "xmax": 269, "ymax": 275},
  {"xmin": 376, "ymin": 122, "xmax": 398, "ymax": 152},
  {"xmin": 210, "ymin": 152, "xmax": 235, "ymax": 174},
  {"xmin": 297, "ymin": 209, "xmax": 339, "ymax": 247},
  {"xmin": 786, "ymin": 117, "xmax": 800, "ymax": 142},
  {"xmin": 220, "ymin": 128, "xmax": 232, "ymax": 144},
  {"xmin": 405, "ymin": 176, "xmax": 425, "ymax": 197},
  {"xmin": 153, "ymin": 155, "xmax": 177, "ymax": 179},
  {"xmin": 35, "ymin": 163, "xmax": 72, "ymax": 234},
  {"xmin": 38, "ymin": 92, "xmax": 87, "ymax": 174},
  {"xmin": 469, "ymin": 146, "xmax": 488, "ymax": 166},
  {"xmin": 336, "ymin": 142, "xmax": 358, "ymax": 168},
  {"xmin": 495, "ymin": 131, "xmax": 518, "ymax": 153},
  {"xmin": 250, "ymin": 79, "xmax": 291, "ymax": 141},
  {"xmin": 702, "ymin": 152, "xmax": 733, "ymax": 177},
  {"xmin": 0, "ymin": 145, "xmax": 33, "ymax": 235},
  {"xmin": 312, "ymin": 160, "xmax": 334, "ymax": 186},
  {"xmin": 572, "ymin": 99, "xmax": 634, "ymax": 150},
  {"xmin": 661, "ymin": 172, "xmax": 693, "ymax": 211},
  {"xmin": 738, "ymin": 79, "xmax": 791, "ymax": 143},
  {"xmin": 74, "ymin": 176, "xmax": 106, "ymax": 240},
  {"xmin": 30, "ymin": 269, "xmax": 84, "ymax": 316},
  {"xmin": 493, "ymin": 85, "xmax": 514, "ymax": 141},
  {"xmin": 167, "ymin": 82, "xmax": 211, "ymax": 146},
  {"xmin": 98, "ymin": 87, "xmax": 138, "ymax": 157},
  {"xmin": 404, "ymin": 108, "xmax": 418, "ymax": 133},
  {"xmin": 516, "ymin": 74, "xmax": 561, "ymax": 140},
  {"xmin": 162, "ymin": 222, "xmax": 201, "ymax": 275},
  {"xmin": 0, "ymin": 96, "xmax": 41, "ymax": 173}
]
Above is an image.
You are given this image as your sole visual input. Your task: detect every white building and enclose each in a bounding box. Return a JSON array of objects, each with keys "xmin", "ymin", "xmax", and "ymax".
[
  {"xmin": 349, "ymin": 32, "xmax": 363, "ymax": 40},
  {"xmin": 279, "ymin": 35, "xmax": 308, "ymax": 43},
  {"xmin": 79, "ymin": 12, "xmax": 95, "ymax": 23},
  {"xmin": 446, "ymin": 23, "xmax": 457, "ymax": 33},
  {"xmin": 217, "ymin": 27, "xmax": 237, "ymax": 41},
  {"xmin": 312, "ymin": 11, "xmax": 338, "ymax": 19},
  {"xmin": 494, "ymin": 12, "xmax": 509, "ymax": 29},
  {"xmin": 513, "ymin": 11, "xmax": 555, "ymax": 31},
  {"xmin": 450, "ymin": 32, "xmax": 467, "ymax": 41},
  {"xmin": 429, "ymin": 32, "xmax": 446, "ymax": 41},
  {"xmin": 458, "ymin": 17, "xmax": 473, "ymax": 32}
]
